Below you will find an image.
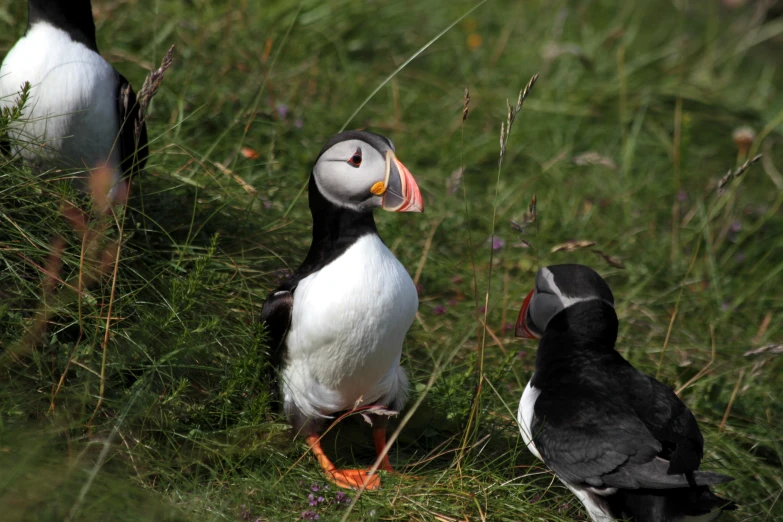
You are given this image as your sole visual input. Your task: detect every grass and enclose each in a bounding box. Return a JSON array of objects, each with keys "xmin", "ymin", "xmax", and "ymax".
[{"xmin": 1, "ymin": 0, "xmax": 782, "ymax": 520}]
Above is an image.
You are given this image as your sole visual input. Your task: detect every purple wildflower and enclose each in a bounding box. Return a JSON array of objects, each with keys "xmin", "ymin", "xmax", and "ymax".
[
  {"xmin": 451, "ymin": 275, "xmax": 463, "ymax": 284},
  {"xmin": 433, "ymin": 305, "xmax": 446, "ymax": 315},
  {"xmin": 416, "ymin": 283, "xmax": 425, "ymax": 294},
  {"xmin": 308, "ymin": 493, "xmax": 317, "ymax": 506},
  {"xmin": 310, "ymin": 483, "xmax": 321, "ymax": 492},
  {"xmin": 317, "ymin": 496, "xmax": 324, "ymax": 504},
  {"xmin": 448, "ymin": 298, "xmax": 458, "ymax": 306},
  {"xmin": 295, "ymin": 118, "xmax": 304, "ymax": 129},
  {"xmin": 503, "ymin": 322, "xmax": 513, "ymax": 331},
  {"xmin": 677, "ymin": 190, "xmax": 687, "ymax": 202},
  {"xmin": 335, "ymin": 491, "xmax": 351, "ymax": 505},
  {"xmin": 479, "ymin": 305, "xmax": 486, "ymax": 313},
  {"xmin": 276, "ymin": 103, "xmax": 289, "ymax": 119},
  {"xmin": 488, "ymin": 235, "xmax": 505, "ymax": 250},
  {"xmin": 301, "ymin": 511, "xmax": 319, "ymax": 520},
  {"xmin": 517, "ymin": 351, "xmax": 527, "ymax": 359}
]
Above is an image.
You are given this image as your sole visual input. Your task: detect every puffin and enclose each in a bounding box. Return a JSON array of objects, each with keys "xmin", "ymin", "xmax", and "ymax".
[
  {"xmin": 260, "ymin": 130, "xmax": 423, "ymax": 490},
  {"xmin": 0, "ymin": 0, "xmax": 148, "ymax": 198},
  {"xmin": 514, "ymin": 264, "xmax": 736, "ymax": 521}
]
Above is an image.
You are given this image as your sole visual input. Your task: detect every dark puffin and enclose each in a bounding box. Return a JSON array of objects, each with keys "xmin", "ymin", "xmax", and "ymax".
[
  {"xmin": 514, "ymin": 264, "xmax": 736, "ymax": 522},
  {"xmin": 0, "ymin": 0, "xmax": 148, "ymax": 199},
  {"xmin": 261, "ymin": 130, "xmax": 423, "ymax": 490}
]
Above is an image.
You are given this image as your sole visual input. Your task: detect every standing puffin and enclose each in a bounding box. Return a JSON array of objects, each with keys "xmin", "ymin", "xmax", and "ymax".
[
  {"xmin": 514, "ymin": 264, "xmax": 736, "ymax": 521},
  {"xmin": 261, "ymin": 130, "xmax": 423, "ymax": 490},
  {"xmin": 0, "ymin": 0, "xmax": 148, "ymax": 198}
]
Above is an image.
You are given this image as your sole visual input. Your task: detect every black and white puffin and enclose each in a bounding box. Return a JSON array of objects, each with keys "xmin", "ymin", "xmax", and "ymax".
[
  {"xmin": 261, "ymin": 130, "xmax": 423, "ymax": 490},
  {"xmin": 0, "ymin": 0, "xmax": 148, "ymax": 198},
  {"xmin": 514, "ymin": 264, "xmax": 736, "ymax": 522}
]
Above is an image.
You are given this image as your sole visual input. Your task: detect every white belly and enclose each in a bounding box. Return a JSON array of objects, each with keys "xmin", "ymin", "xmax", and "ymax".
[
  {"xmin": 283, "ymin": 234, "xmax": 418, "ymax": 422},
  {"xmin": 0, "ymin": 23, "xmax": 121, "ymax": 185},
  {"xmin": 518, "ymin": 378, "xmax": 542, "ymax": 460}
]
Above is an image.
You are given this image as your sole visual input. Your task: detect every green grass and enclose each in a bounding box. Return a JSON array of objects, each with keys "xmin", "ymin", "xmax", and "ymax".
[{"xmin": 1, "ymin": 0, "xmax": 782, "ymax": 520}]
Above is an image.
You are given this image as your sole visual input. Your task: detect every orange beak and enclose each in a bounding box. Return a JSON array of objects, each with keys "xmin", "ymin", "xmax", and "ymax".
[
  {"xmin": 382, "ymin": 151, "xmax": 423, "ymax": 213},
  {"xmin": 515, "ymin": 289, "xmax": 537, "ymax": 338}
]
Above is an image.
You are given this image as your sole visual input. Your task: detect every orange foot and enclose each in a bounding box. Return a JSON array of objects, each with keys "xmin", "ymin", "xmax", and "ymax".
[
  {"xmin": 307, "ymin": 433, "xmax": 384, "ymax": 490},
  {"xmin": 326, "ymin": 468, "xmax": 381, "ymax": 490}
]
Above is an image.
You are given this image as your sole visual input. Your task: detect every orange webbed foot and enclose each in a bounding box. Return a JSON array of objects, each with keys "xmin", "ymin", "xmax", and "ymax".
[{"xmin": 325, "ymin": 468, "xmax": 382, "ymax": 490}]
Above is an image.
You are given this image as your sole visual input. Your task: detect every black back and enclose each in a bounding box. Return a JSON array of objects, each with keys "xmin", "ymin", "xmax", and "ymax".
[
  {"xmin": 528, "ymin": 299, "xmax": 734, "ymax": 519},
  {"xmin": 28, "ymin": 0, "xmax": 98, "ymax": 53}
]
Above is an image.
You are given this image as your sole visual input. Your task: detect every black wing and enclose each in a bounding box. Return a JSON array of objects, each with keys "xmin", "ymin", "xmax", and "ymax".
[
  {"xmin": 117, "ymin": 73, "xmax": 148, "ymax": 178},
  {"xmin": 260, "ymin": 288, "xmax": 294, "ymax": 370},
  {"xmin": 622, "ymin": 366, "xmax": 704, "ymax": 474},
  {"xmin": 532, "ymin": 354, "xmax": 732, "ymax": 490}
]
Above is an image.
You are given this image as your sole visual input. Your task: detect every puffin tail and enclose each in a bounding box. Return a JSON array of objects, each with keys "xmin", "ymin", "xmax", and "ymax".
[{"xmin": 607, "ymin": 486, "xmax": 736, "ymax": 522}]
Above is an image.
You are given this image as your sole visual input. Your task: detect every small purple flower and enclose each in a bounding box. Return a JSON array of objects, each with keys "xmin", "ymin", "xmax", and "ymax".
[
  {"xmin": 310, "ymin": 483, "xmax": 320, "ymax": 492},
  {"xmin": 730, "ymin": 221, "xmax": 741, "ymax": 233},
  {"xmin": 479, "ymin": 305, "xmax": 486, "ymax": 313},
  {"xmin": 503, "ymin": 322, "xmax": 513, "ymax": 331},
  {"xmin": 517, "ymin": 351, "xmax": 527, "ymax": 359},
  {"xmin": 433, "ymin": 305, "xmax": 447, "ymax": 315},
  {"xmin": 677, "ymin": 190, "xmax": 687, "ymax": 202},
  {"xmin": 488, "ymin": 235, "xmax": 505, "ymax": 250},
  {"xmin": 448, "ymin": 298, "xmax": 458, "ymax": 306},
  {"xmin": 451, "ymin": 275, "xmax": 463, "ymax": 284},
  {"xmin": 308, "ymin": 493, "xmax": 317, "ymax": 506},
  {"xmin": 276, "ymin": 103, "xmax": 289, "ymax": 119},
  {"xmin": 416, "ymin": 283, "xmax": 425, "ymax": 294},
  {"xmin": 317, "ymin": 496, "xmax": 324, "ymax": 504},
  {"xmin": 295, "ymin": 118, "xmax": 304, "ymax": 129},
  {"xmin": 335, "ymin": 491, "xmax": 347, "ymax": 503},
  {"xmin": 301, "ymin": 511, "xmax": 319, "ymax": 520}
]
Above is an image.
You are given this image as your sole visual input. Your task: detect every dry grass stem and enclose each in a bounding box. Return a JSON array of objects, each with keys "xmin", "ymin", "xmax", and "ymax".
[
  {"xmin": 592, "ymin": 249, "xmax": 625, "ymax": 269},
  {"xmin": 717, "ymin": 153, "xmax": 762, "ymax": 193},
  {"xmin": 462, "ymin": 86, "xmax": 470, "ymax": 121},
  {"xmin": 135, "ymin": 45, "xmax": 175, "ymax": 143}
]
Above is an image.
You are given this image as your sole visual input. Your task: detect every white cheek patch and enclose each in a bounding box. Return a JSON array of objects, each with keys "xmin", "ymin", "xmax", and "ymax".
[{"xmin": 312, "ymin": 140, "xmax": 387, "ymax": 210}]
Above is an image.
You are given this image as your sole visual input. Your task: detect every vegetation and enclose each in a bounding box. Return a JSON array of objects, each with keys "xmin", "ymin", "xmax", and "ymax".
[{"xmin": 1, "ymin": 0, "xmax": 781, "ymax": 520}]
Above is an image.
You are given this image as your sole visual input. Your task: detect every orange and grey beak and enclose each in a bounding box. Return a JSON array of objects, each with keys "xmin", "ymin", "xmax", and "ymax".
[
  {"xmin": 380, "ymin": 151, "xmax": 423, "ymax": 212},
  {"xmin": 515, "ymin": 289, "xmax": 538, "ymax": 339}
]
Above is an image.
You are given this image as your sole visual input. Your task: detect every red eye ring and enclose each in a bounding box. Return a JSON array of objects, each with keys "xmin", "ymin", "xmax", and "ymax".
[{"xmin": 347, "ymin": 147, "xmax": 362, "ymax": 167}]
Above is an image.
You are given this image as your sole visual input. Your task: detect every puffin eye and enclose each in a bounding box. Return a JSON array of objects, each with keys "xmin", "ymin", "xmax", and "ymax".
[{"xmin": 347, "ymin": 147, "xmax": 362, "ymax": 167}]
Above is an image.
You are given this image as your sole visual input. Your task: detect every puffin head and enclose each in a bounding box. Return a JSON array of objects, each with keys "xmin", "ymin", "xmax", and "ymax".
[
  {"xmin": 515, "ymin": 264, "xmax": 614, "ymax": 339},
  {"xmin": 312, "ymin": 130, "xmax": 423, "ymax": 213}
]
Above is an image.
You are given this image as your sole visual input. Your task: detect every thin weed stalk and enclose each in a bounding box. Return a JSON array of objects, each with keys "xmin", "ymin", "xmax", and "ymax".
[{"xmin": 459, "ymin": 74, "xmax": 538, "ymax": 461}]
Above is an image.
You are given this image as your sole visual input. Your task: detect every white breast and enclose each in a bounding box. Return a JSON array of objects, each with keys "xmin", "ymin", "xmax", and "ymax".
[
  {"xmin": 0, "ymin": 23, "xmax": 121, "ymax": 184},
  {"xmin": 518, "ymin": 378, "xmax": 542, "ymax": 460},
  {"xmin": 283, "ymin": 234, "xmax": 418, "ymax": 422}
]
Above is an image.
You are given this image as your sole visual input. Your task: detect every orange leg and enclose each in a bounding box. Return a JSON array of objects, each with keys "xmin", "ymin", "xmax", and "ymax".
[
  {"xmin": 306, "ymin": 433, "xmax": 381, "ymax": 490},
  {"xmin": 372, "ymin": 425, "xmax": 395, "ymax": 473}
]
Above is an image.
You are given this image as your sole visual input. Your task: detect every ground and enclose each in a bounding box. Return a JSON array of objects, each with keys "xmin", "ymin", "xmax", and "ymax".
[{"xmin": 0, "ymin": 0, "xmax": 781, "ymax": 520}]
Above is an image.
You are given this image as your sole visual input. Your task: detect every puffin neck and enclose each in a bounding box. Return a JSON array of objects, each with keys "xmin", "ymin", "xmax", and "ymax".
[
  {"xmin": 536, "ymin": 301, "xmax": 619, "ymax": 359},
  {"xmin": 298, "ymin": 174, "xmax": 378, "ymax": 269},
  {"xmin": 28, "ymin": 0, "xmax": 98, "ymax": 53}
]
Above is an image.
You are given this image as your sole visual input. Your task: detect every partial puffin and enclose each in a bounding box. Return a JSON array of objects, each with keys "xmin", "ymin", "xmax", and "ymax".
[
  {"xmin": 0, "ymin": 0, "xmax": 148, "ymax": 199},
  {"xmin": 261, "ymin": 130, "xmax": 423, "ymax": 490},
  {"xmin": 514, "ymin": 264, "xmax": 736, "ymax": 522}
]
